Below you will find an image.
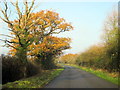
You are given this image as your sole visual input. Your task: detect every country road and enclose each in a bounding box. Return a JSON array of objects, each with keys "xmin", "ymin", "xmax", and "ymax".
[{"xmin": 45, "ymin": 66, "xmax": 118, "ymax": 88}]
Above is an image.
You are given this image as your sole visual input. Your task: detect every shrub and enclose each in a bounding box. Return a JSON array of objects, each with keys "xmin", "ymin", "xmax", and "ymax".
[
  {"xmin": 26, "ymin": 62, "xmax": 41, "ymax": 77},
  {"xmin": 2, "ymin": 55, "xmax": 41, "ymax": 84},
  {"xmin": 2, "ymin": 55, "xmax": 24, "ymax": 84}
]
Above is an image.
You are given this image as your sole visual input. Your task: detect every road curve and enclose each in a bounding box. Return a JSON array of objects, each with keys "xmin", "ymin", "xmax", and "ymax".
[{"xmin": 45, "ymin": 66, "xmax": 118, "ymax": 88}]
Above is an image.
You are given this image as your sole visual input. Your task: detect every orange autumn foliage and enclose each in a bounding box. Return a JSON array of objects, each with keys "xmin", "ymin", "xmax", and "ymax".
[
  {"xmin": 9, "ymin": 36, "xmax": 71, "ymax": 58},
  {"xmin": 28, "ymin": 36, "xmax": 71, "ymax": 56},
  {"xmin": 8, "ymin": 10, "xmax": 73, "ymax": 58}
]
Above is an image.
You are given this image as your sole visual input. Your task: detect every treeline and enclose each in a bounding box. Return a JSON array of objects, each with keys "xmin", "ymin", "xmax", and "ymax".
[
  {"xmin": 57, "ymin": 54, "xmax": 78, "ymax": 64},
  {"xmin": 76, "ymin": 9, "xmax": 118, "ymax": 72},
  {"xmin": 59, "ymin": 9, "xmax": 119, "ymax": 73},
  {"xmin": 1, "ymin": 1, "xmax": 73, "ymax": 84}
]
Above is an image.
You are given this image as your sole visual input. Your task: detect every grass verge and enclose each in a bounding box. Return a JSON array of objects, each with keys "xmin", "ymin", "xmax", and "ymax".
[
  {"xmin": 2, "ymin": 68, "xmax": 64, "ymax": 88},
  {"xmin": 67, "ymin": 64, "xmax": 119, "ymax": 85}
]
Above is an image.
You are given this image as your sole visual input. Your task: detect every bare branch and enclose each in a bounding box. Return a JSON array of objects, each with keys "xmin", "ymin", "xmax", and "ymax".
[
  {"xmin": 24, "ymin": 0, "xmax": 28, "ymax": 15},
  {"xmin": 5, "ymin": 43, "xmax": 18, "ymax": 50},
  {"xmin": 0, "ymin": 34, "xmax": 14, "ymax": 38},
  {"xmin": 0, "ymin": 2, "xmax": 13, "ymax": 29},
  {"xmin": 15, "ymin": 0, "xmax": 22, "ymax": 19},
  {"xmin": 5, "ymin": 39, "xmax": 19, "ymax": 44},
  {"xmin": 0, "ymin": 39, "xmax": 19, "ymax": 44},
  {"xmin": 4, "ymin": 1, "xmax": 8, "ymax": 14},
  {"xmin": 28, "ymin": 0, "xmax": 35, "ymax": 14},
  {"xmin": 0, "ymin": 16, "xmax": 11, "ymax": 25}
]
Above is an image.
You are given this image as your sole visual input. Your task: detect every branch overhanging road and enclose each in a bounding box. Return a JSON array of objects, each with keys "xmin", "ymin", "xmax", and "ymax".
[{"xmin": 45, "ymin": 66, "xmax": 118, "ymax": 88}]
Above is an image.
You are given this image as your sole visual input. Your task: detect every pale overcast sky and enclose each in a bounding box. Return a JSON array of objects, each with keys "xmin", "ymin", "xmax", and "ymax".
[{"xmin": 0, "ymin": 1, "xmax": 118, "ymax": 55}]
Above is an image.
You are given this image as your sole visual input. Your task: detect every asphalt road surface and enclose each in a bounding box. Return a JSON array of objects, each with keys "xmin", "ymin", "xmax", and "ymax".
[{"xmin": 45, "ymin": 66, "xmax": 118, "ymax": 88}]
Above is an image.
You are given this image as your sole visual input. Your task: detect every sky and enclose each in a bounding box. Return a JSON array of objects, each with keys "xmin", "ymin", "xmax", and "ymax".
[{"xmin": 0, "ymin": 1, "xmax": 118, "ymax": 55}]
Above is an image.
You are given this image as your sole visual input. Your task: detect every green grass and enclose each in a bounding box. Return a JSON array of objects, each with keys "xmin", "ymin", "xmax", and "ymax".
[
  {"xmin": 0, "ymin": 84, "xmax": 2, "ymax": 89},
  {"xmin": 67, "ymin": 64, "xmax": 119, "ymax": 85},
  {"xmin": 2, "ymin": 68, "xmax": 64, "ymax": 88}
]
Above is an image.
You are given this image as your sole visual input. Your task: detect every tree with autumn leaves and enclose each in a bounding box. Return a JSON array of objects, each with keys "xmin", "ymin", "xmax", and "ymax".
[
  {"xmin": 29, "ymin": 36, "xmax": 71, "ymax": 69},
  {"xmin": 76, "ymin": 44, "xmax": 106, "ymax": 68},
  {"xmin": 0, "ymin": 0, "xmax": 73, "ymax": 76},
  {"xmin": 58, "ymin": 54, "xmax": 78, "ymax": 64}
]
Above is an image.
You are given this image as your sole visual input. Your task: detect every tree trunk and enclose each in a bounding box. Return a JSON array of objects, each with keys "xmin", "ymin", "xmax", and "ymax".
[{"xmin": 16, "ymin": 48, "xmax": 28, "ymax": 78}]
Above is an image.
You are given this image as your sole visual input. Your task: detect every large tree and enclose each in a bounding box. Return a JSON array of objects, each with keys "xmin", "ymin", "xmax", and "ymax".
[
  {"xmin": 1, "ymin": 0, "xmax": 72, "ymax": 62},
  {"xmin": 0, "ymin": 0, "xmax": 36, "ymax": 64},
  {"xmin": 0, "ymin": 0, "xmax": 37, "ymax": 77},
  {"xmin": 0, "ymin": 1, "xmax": 73, "ymax": 71}
]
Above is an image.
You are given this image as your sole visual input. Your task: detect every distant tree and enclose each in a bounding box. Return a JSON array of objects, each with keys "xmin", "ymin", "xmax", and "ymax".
[
  {"xmin": 59, "ymin": 54, "xmax": 78, "ymax": 64},
  {"xmin": 76, "ymin": 9, "xmax": 119, "ymax": 72},
  {"xmin": 76, "ymin": 44, "xmax": 105, "ymax": 68},
  {"xmin": 102, "ymin": 9, "xmax": 118, "ymax": 72}
]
